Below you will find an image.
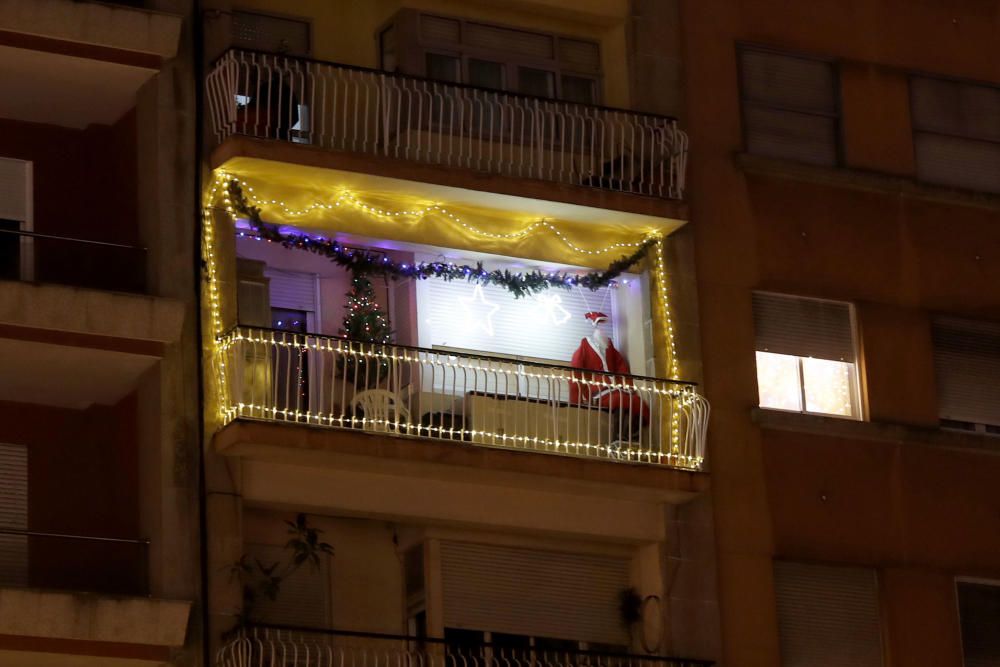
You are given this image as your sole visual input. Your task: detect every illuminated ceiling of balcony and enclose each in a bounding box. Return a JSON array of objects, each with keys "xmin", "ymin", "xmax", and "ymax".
[{"xmin": 216, "ymin": 155, "xmax": 686, "ymax": 269}]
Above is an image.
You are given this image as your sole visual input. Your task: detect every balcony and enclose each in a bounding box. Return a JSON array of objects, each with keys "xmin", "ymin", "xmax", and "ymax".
[
  {"xmin": 0, "ymin": 528, "xmax": 149, "ymax": 596},
  {"xmin": 206, "ymin": 49, "xmax": 688, "ymax": 201},
  {"xmin": 217, "ymin": 326, "xmax": 708, "ymax": 470},
  {"xmin": 218, "ymin": 627, "xmax": 713, "ymax": 667},
  {"xmin": 0, "ymin": 531, "xmax": 190, "ymax": 664},
  {"xmin": 1, "ymin": 227, "xmax": 147, "ymax": 294}
]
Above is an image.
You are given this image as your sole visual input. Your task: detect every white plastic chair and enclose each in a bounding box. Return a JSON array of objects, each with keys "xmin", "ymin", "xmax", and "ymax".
[{"xmin": 351, "ymin": 389, "xmax": 411, "ymax": 433}]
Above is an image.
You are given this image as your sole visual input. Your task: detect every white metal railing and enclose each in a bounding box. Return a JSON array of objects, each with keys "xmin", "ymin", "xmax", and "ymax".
[
  {"xmin": 217, "ymin": 326, "xmax": 708, "ymax": 470},
  {"xmin": 206, "ymin": 49, "xmax": 688, "ymax": 199},
  {"xmin": 217, "ymin": 627, "xmax": 715, "ymax": 667}
]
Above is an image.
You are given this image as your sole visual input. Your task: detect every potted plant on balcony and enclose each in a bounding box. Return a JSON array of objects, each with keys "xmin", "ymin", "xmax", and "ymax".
[{"xmin": 230, "ymin": 513, "xmax": 333, "ymax": 629}]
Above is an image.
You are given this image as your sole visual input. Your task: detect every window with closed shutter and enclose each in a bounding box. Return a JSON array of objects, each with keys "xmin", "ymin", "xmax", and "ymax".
[
  {"xmin": 0, "ymin": 443, "xmax": 28, "ymax": 587},
  {"xmin": 957, "ymin": 581, "xmax": 1000, "ymax": 667},
  {"xmin": 440, "ymin": 541, "xmax": 630, "ymax": 645},
  {"xmin": 232, "ymin": 10, "xmax": 310, "ymax": 57},
  {"xmin": 388, "ymin": 10, "xmax": 600, "ymax": 104},
  {"xmin": 753, "ymin": 292, "xmax": 861, "ymax": 418},
  {"xmin": 739, "ymin": 47, "xmax": 840, "ymax": 166},
  {"xmin": 244, "ymin": 543, "xmax": 331, "ymax": 627},
  {"xmin": 265, "ymin": 268, "xmax": 318, "ymax": 315},
  {"xmin": 774, "ymin": 561, "xmax": 884, "ymax": 667},
  {"xmin": 910, "ymin": 76, "xmax": 1000, "ymax": 194},
  {"xmin": 932, "ymin": 317, "xmax": 1000, "ymax": 431}
]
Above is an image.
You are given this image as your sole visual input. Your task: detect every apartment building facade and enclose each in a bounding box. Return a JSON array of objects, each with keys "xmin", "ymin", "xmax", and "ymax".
[
  {"xmin": 0, "ymin": 0, "xmax": 201, "ymax": 665},
  {"xmin": 681, "ymin": 1, "xmax": 1000, "ymax": 666},
  {"xmin": 198, "ymin": 1, "xmax": 718, "ymax": 666}
]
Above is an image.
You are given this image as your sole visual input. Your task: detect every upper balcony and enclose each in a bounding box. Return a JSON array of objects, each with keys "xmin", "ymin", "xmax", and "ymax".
[{"xmin": 205, "ymin": 49, "xmax": 688, "ymax": 209}]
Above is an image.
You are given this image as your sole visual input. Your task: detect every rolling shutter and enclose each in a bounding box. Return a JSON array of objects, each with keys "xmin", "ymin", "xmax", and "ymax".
[
  {"xmin": 0, "ymin": 157, "xmax": 30, "ymax": 222},
  {"xmin": 245, "ymin": 543, "xmax": 330, "ymax": 627},
  {"xmin": 440, "ymin": 541, "xmax": 629, "ymax": 644},
  {"xmin": 774, "ymin": 561, "xmax": 883, "ymax": 667},
  {"xmin": 753, "ymin": 292, "xmax": 856, "ymax": 362},
  {"xmin": 465, "ymin": 23, "xmax": 554, "ymax": 60},
  {"xmin": 421, "ymin": 15, "xmax": 461, "ymax": 44},
  {"xmin": 957, "ymin": 582, "xmax": 1000, "ymax": 667},
  {"xmin": 0, "ymin": 443, "xmax": 28, "ymax": 587},
  {"xmin": 932, "ymin": 317, "xmax": 1000, "ymax": 427},
  {"xmin": 558, "ymin": 39, "xmax": 601, "ymax": 73},
  {"xmin": 739, "ymin": 48, "xmax": 839, "ymax": 166},
  {"xmin": 911, "ymin": 77, "xmax": 1000, "ymax": 194},
  {"xmin": 265, "ymin": 268, "xmax": 317, "ymax": 314},
  {"xmin": 232, "ymin": 10, "xmax": 310, "ymax": 57}
]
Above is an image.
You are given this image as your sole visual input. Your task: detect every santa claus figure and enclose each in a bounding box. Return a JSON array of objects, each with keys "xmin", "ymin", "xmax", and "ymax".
[{"xmin": 569, "ymin": 312, "xmax": 650, "ymax": 437}]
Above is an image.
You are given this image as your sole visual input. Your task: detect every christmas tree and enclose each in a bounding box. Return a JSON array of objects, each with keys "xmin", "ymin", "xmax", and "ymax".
[{"xmin": 339, "ymin": 273, "xmax": 392, "ymax": 384}]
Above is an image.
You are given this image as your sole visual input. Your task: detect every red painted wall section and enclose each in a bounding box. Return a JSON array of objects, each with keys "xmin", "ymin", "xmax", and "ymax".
[
  {"xmin": 761, "ymin": 428, "xmax": 1000, "ymax": 575},
  {"xmin": 0, "ymin": 394, "xmax": 143, "ymax": 595}
]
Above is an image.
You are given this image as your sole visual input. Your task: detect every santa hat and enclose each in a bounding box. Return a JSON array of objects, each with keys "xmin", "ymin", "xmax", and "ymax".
[{"xmin": 584, "ymin": 311, "xmax": 608, "ymax": 325}]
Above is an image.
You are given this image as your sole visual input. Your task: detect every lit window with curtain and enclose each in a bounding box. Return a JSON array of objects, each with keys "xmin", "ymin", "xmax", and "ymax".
[{"xmin": 752, "ymin": 292, "xmax": 861, "ymax": 418}]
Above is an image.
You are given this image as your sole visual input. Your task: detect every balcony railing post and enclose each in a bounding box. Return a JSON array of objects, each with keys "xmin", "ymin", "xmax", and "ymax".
[
  {"xmin": 221, "ymin": 326, "xmax": 707, "ymax": 470},
  {"xmin": 207, "ymin": 49, "xmax": 688, "ymax": 199}
]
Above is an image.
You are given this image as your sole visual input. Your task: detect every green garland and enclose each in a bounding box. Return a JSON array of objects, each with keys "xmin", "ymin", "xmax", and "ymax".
[{"xmin": 227, "ymin": 179, "xmax": 652, "ymax": 298}]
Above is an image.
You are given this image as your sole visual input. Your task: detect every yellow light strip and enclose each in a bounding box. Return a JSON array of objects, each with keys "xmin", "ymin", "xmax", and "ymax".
[{"xmin": 226, "ymin": 174, "xmax": 646, "ymax": 257}]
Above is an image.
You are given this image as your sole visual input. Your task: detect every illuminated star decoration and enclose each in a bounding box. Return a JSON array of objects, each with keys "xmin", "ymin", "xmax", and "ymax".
[
  {"xmin": 534, "ymin": 293, "xmax": 572, "ymax": 325},
  {"xmin": 459, "ymin": 285, "xmax": 501, "ymax": 336}
]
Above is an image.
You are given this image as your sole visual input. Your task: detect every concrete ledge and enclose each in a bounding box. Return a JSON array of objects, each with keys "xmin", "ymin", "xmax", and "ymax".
[
  {"xmin": 0, "ymin": 281, "xmax": 184, "ymax": 352},
  {"xmin": 0, "ymin": 587, "xmax": 190, "ymax": 650},
  {"xmin": 216, "ymin": 418, "xmax": 709, "ymax": 503},
  {"xmin": 0, "ymin": 0, "xmax": 182, "ymax": 61},
  {"xmin": 737, "ymin": 152, "xmax": 1000, "ymax": 212},
  {"xmin": 752, "ymin": 407, "xmax": 1000, "ymax": 456},
  {"xmin": 213, "ymin": 135, "xmax": 690, "ymax": 223}
]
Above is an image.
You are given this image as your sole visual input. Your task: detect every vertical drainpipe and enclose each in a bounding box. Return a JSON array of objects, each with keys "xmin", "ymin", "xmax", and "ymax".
[{"xmin": 192, "ymin": 0, "xmax": 211, "ymax": 666}]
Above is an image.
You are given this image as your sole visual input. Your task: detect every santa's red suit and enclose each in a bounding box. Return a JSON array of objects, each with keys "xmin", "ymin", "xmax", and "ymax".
[{"xmin": 569, "ymin": 330, "xmax": 650, "ymax": 423}]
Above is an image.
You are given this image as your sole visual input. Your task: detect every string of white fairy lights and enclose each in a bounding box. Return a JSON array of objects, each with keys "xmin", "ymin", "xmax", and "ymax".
[{"xmin": 202, "ymin": 171, "xmax": 699, "ymax": 466}]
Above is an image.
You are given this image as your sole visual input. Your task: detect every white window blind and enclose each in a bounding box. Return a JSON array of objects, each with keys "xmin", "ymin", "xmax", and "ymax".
[
  {"xmin": 245, "ymin": 543, "xmax": 330, "ymax": 627},
  {"xmin": 774, "ymin": 561, "xmax": 883, "ymax": 667},
  {"xmin": 0, "ymin": 443, "xmax": 28, "ymax": 587},
  {"xmin": 415, "ymin": 258, "xmax": 616, "ymax": 363},
  {"xmin": 440, "ymin": 541, "xmax": 630, "ymax": 645},
  {"xmin": 265, "ymin": 268, "xmax": 318, "ymax": 314},
  {"xmin": 232, "ymin": 10, "xmax": 310, "ymax": 57},
  {"xmin": 0, "ymin": 157, "xmax": 30, "ymax": 223},
  {"xmin": 932, "ymin": 317, "xmax": 1000, "ymax": 427},
  {"xmin": 958, "ymin": 582, "xmax": 1000, "ymax": 667},
  {"xmin": 753, "ymin": 292, "xmax": 856, "ymax": 362},
  {"xmin": 739, "ymin": 48, "xmax": 839, "ymax": 166},
  {"xmin": 911, "ymin": 76, "xmax": 1000, "ymax": 194}
]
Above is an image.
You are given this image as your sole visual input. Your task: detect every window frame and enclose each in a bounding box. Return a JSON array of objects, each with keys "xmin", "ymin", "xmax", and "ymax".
[
  {"xmin": 231, "ymin": 7, "xmax": 314, "ymax": 58},
  {"xmin": 908, "ymin": 72, "xmax": 1000, "ymax": 192},
  {"xmin": 735, "ymin": 43, "xmax": 844, "ymax": 167},
  {"xmin": 752, "ymin": 291, "xmax": 864, "ymax": 420},
  {"xmin": 380, "ymin": 9, "xmax": 603, "ymax": 105},
  {"xmin": 954, "ymin": 577, "xmax": 1000, "ymax": 667}
]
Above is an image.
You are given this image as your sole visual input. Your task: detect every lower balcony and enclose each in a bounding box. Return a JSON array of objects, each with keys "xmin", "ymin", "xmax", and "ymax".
[
  {"xmin": 217, "ymin": 326, "xmax": 708, "ymax": 470},
  {"xmin": 218, "ymin": 627, "xmax": 713, "ymax": 667},
  {"xmin": 0, "ymin": 530, "xmax": 190, "ymax": 665}
]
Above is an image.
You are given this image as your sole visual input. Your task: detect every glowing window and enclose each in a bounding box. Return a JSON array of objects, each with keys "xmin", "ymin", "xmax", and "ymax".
[{"xmin": 753, "ymin": 293, "xmax": 860, "ymax": 419}]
